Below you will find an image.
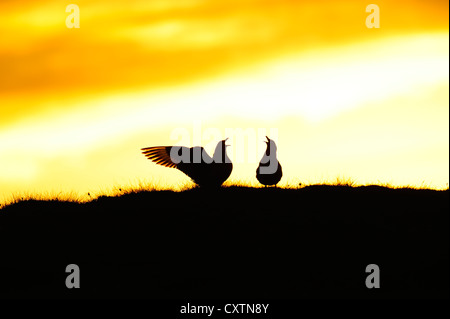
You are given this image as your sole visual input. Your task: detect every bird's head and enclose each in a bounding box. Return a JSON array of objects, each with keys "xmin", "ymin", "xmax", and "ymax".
[
  {"xmin": 213, "ymin": 138, "xmax": 231, "ymax": 163},
  {"xmin": 218, "ymin": 138, "xmax": 230, "ymax": 151},
  {"xmin": 265, "ymin": 136, "xmax": 277, "ymax": 155}
]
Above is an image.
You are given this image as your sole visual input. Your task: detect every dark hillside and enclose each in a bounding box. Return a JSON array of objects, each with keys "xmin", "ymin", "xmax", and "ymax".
[{"xmin": 0, "ymin": 186, "xmax": 448, "ymax": 299}]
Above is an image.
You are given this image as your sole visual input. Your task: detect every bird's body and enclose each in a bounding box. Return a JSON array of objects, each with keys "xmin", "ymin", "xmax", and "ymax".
[
  {"xmin": 256, "ymin": 136, "xmax": 282, "ymax": 186},
  {"xmin": 257, "ymin": 162, "xmax": 282, "ymax": 186},
  {"xmin": 142, "ymin": 140, "xmax": 232, "ymax": 187}
]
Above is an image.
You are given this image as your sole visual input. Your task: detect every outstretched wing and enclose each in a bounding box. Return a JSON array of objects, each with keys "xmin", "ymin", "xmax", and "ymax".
[{"xmin": 141, "ymin": 146, "xmax": 187, "ymax": 168}]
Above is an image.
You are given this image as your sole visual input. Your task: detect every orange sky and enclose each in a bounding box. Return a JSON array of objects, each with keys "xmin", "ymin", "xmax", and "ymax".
[{"xmin": 0, "ymin": 0, "xmax": 448, "ymax": 204}]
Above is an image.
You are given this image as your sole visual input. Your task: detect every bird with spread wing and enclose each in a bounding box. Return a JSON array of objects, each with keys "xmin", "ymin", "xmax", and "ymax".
[{"xmin": 141, "ymin": 139, "xmax": 232, "ymax": 187}]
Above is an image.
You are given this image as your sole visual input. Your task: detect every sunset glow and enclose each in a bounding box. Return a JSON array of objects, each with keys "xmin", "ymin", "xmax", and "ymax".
[{"xmin": 0, "ymin": 0, "xmax": 448, "ymax": 204}]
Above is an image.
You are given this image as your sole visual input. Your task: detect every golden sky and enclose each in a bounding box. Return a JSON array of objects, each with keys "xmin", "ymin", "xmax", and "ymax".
[{"xmin": 0, "ymin": 0, "xmax": 448, "ymax": 203}]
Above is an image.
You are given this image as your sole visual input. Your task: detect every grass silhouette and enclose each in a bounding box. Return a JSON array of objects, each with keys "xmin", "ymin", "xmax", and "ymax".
[
  {"xmin": 1, "ymin": 177, "xmax": 444, "ymax": 209},
  {"xmin": 0, "ymin": 182, "xmax": 448, "ymax": 299}
]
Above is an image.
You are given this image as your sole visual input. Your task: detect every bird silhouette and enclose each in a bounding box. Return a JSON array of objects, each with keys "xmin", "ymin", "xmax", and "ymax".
[
  {"xmin": 256, "ymin": 136, "xmax": 282, "ymax": 186},
  {"xmin": 141, "ymin": 139, "xmax": 232, "ymax": 187}
]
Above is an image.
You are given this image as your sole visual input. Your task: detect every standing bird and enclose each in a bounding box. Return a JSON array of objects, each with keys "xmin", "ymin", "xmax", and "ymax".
[
  {"xmin": 256, "ymin": 136, "xmax": 282, "ymax": 186},
  {"xmin": 141, "ymin": 139, "xmax": 232, "ymax": 187}
]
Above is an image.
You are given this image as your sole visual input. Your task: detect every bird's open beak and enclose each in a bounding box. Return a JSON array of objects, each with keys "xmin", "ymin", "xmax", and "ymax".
[
  {"xmin": 224, "ymin": 138, "xmax": 230, "ymax": 147},
  {"xmin": 265, "ymin": 136, "xmax": 270, "ymax": 144}
]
